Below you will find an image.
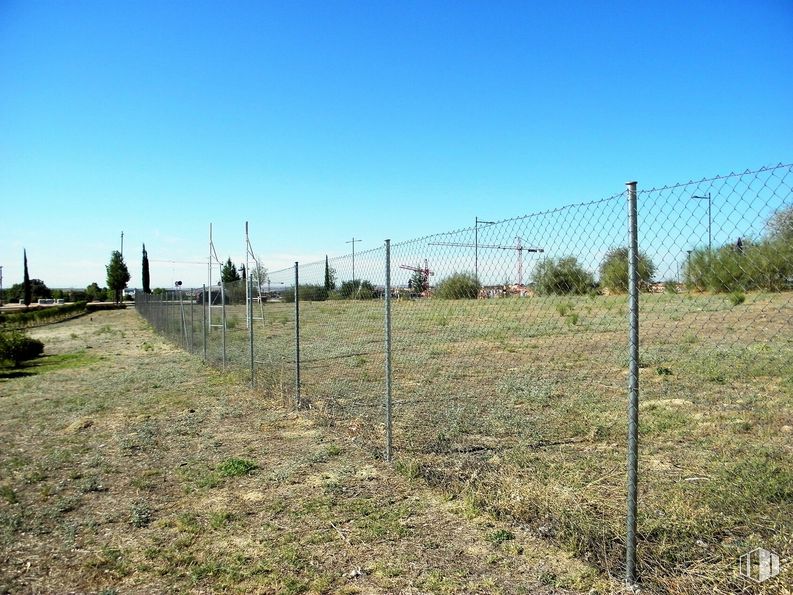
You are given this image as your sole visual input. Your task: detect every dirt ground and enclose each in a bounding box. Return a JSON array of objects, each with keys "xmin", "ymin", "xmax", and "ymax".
[{"xmin": 0, "ymin": 309, "xmax": 608, "ymax": 594}]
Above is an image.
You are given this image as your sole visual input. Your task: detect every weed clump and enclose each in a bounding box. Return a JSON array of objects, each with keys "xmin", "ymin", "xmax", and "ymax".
[{"xmin": 131, "ymin": 501, "xmax": 153, "ymax": 527}]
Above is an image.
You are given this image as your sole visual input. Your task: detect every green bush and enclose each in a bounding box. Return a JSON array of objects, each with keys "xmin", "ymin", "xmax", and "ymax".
[
  {"xmin": 338, "ymin": 280, "xmax": 376, "ymax": 300},
  {"xmin": 599, "ymin": 247, "xmax": 656, "ymax": 293},
  {"xmin": 532, "ymin": 257, "xmax": 595, "ymax": 295},
  {"xmin": 684, "ymin": 239, "xmax": 793, "ymax": 293},
  {"xmin": 0, "ymin": 331, "xmax": 44, "ymax": 366},
  {"xmin": 433, "ymin": 273, "xmax": 480, "ymax": 299},
  {"xmin": 281, "ymin": 284, "xmax": 329, "ymax": 303}
]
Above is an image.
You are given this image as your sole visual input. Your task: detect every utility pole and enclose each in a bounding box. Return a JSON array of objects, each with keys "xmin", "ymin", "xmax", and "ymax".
[
  {"xmin": 475, "ymin": 217, "xmax": 496, "ymax": 282},
  {"xmin": 120, "ymin": 231, "xmax": 124, "ymax": 257},
  {"xmin": 346, "ymin": 237, "xmax": 362, "ymax": 282}
]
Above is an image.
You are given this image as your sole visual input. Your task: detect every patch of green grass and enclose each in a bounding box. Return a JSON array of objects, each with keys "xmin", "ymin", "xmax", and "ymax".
[
  {"xmin": 0, "ymin": 485, "xmax": 17, "ymax": 504},
  {"xmin": 0, "ymin": 351, "xmax": 98, "ymax": 378},
  {"xmin": 209, "ymin": 510, "xmax": 235, "ymax": 529},
  {"xmin": 217, "ymin": 458, "xmax": 257, "ymax": 477},
  {"xmin": 87, "ymin": 545, "xmax": 127, "ymax": 576},
  {"xmin": 488, "ymin": 529, "xmax": 515, "ymax": 544}
]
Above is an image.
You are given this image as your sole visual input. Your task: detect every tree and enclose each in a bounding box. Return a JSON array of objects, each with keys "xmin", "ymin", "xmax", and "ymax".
[
  {"xmin": 767, "ymin": 205, "xmax": 793, "ymax": 243},
  {"xmin": 324, "ymin": 255, "xmax": 336, "ymax": 291},
  {"xmin": 408, "ymin": 269, "xmax": 426, "ymax": 294},
  {"xmin": 239, "ymin": 264, "xmax": 246, "ymax": 280},
  {"xmin": 248, "ymin": 256, "xmax": 268, "ymax": 293},
  {"xmin": 6, "ymin": 279, "xmax": 51, "ymax": 303},
  {"xmin": 142, "ymin": 244, "xmax": 151, "ymax": 294},
  {"xmin": 434, "ymin": 272, "xmax": 480, "ymax": 299},
  {"xmin": 85, "ymin": 282, "xmax": 105, "ymax": 302},
  {"xmin": 532, "ymin": 257, "xmax": 595, "ymax": 295},
  {"xmin": 106, "ymin": 250, "xmax": 131, "ymax": 304},
  {"xmin": 23, "ymin": 249, "xmax": 31, "ymax": 306},
  {"xmin": 599, "ymin": 247, "xmax": 656, "ymax": 293},
  {"xmin": 221, "ymin": 258, "xmax": 241, "ymax": 283}
]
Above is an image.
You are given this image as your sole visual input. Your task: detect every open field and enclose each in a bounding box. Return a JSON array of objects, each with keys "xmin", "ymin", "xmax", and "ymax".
[
  {"xmin": 0, "ymin": 309, "xmax": 608, "ymax": 594},
  {"xmin": 144, "ymin": 290, "xmax": 793, "ymax": 593}
]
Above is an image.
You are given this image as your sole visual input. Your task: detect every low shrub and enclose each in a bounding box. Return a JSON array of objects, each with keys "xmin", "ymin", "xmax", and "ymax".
[
  {"xmin": 85, "ymin": 302, "xmax": 126, "ymax": 312},
  {"xmin": 338, "ymin": 280, "xmax": 376, "ymax": 300},
  {"xmin": 0, "ymin": 331, "xmax": 44, "ymax": 366},
  {"xmin": 0, "ymin": 301, "xmax": 87, "ymax": 327},
  {"xmin": 281, "ymin": 284, "xmax": 329, "ymax": 303},
  {"xmin": 684, "ymin": 239, "xmax": 793, "ymax": 293},
  {"xmin": 434, "ymin": 273, "xmax": 480, "ymax": 299},
  {"xmin": 532, "ymin": 257, "xmax": 595, "ymax": 295}
]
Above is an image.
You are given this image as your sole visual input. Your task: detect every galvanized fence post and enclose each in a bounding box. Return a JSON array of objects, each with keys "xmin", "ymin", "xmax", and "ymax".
[
  {"xmin": 384, "ymin": 239, "xmax": 393, "ymax": 462},
  {"xmin": 221, "ymin": 280, "xmax": 227, "ymax": 370},
  {"xmin": 248, "ymin": 274, "xmax": 255, "ymax": 387},
  {"xmin": 180, "ymin": 287, "xmax": 188, "ymax": 349},
  {"xmin": 294, "ymin": 262, "xmax": 301, "ymax": 407},
  {"xmin": 189, "ymin": 288, "xmax": 194, "ymax": 353},
  {"xmin": 625, "ymin": 180, "xmax": 640, "ymax": 586},
  {"xmin": 202, "ymin": 285, "xmax": 207, "ymax": 361}
]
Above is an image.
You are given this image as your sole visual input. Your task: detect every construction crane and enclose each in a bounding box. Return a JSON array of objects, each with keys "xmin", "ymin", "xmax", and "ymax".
[
  {"xmin": 399, "ymin": 259, "xmax": 434, "ymax": 295},
  {"xmin": 428, "ymin": 237, "xmax": 543, "ymax": 287}
]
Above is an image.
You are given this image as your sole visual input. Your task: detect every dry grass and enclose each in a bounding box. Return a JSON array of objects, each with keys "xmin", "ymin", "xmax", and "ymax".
[
  {"xmin": 0, "ymin": 309, "xmax": 604, "ymax": 594},
  {"xmin": 179, "ymin": 291, "xmax": 793, "ymax": 594}
]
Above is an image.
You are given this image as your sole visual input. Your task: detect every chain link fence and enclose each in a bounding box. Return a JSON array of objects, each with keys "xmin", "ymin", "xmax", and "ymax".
[{"xmin": 136, "ymin": 164, "xmax": 793, "ymax": 592}]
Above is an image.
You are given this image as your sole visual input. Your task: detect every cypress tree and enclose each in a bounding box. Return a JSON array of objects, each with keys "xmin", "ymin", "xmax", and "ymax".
[
  {"xmin": 142, "ymin": 244, "xmax": 151, "ymax": 294},
  {"xmin": 23, "ymin": 249, "xmax": 31, "ymax": 306},
  {"xmin": 324, "ymin": 255, "xmax": 334, "ymax": 291},
  {"xmin": 106, "ymin": 250, "xmax": 131, "ymax": 304},
  {"xmin": 221, "ymin": 258, "xmax": 241, "ymax": 283}
]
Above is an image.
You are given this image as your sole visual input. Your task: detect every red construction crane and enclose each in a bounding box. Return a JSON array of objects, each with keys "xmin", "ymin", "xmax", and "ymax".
[{"xmin": 399, "ymin": 259, "xmax": 434, "ymax": 295}]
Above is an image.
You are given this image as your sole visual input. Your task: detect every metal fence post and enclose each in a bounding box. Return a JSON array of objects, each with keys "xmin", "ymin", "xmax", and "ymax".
[
  {"xmin": 189, "ymin": 288, "xmax": 194, "ymax": 353},
  {"xmin": 625, "ymin": 180, "xmax": 640, "ymax": 586},
  {"xmin": 384, "ymin": 239, "xmax": 393, "ymax": 462},
  {"xmin": 294, "ymin": 262, "xmax": 301, "ymax": 407},
  {"xmin": 202, "ymin": 285, "xmax": 207, "ymax": 361},
  {"xmin": 180, "ymin": 287, "xmax": 188, "ymax": 349},
  {"xmin": 248, "ymin": 274, "xmax": 255, "ymax": 387},
  {"xmin": 221, "ymin": 280, "xmax": 227, "ymax": 369}
]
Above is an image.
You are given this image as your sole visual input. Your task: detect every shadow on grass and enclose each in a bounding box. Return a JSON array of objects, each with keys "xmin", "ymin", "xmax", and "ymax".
[{"xmin": 0, "ymin": 352, "xmax": 98, "ymax": 381}]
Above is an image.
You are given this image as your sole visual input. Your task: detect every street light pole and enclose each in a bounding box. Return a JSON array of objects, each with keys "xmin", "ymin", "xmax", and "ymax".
[
  {"xmin": 346, "ymin": 237, "xmax": 362, "ymax": 282},
  {"xmin": 692, "ymin": 193, "xmax": 712, "ymax": 251}
]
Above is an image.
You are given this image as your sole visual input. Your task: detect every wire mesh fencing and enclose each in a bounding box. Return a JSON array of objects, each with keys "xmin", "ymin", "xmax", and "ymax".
[{"xmin": 135, "ymin": 163, "xmax": 793, "ymax": 592}]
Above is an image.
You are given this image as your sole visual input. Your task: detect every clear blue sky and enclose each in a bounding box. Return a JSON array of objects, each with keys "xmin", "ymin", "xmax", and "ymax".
[{"xmin": 1, "ymin": 0, "xmax": 791, "ymax": 289}]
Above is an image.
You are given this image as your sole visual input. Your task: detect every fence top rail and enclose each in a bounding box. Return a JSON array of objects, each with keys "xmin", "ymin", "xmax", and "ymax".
[{"xmin": 636, "ymin": 162, "xmax": 792, "ymax": 196}]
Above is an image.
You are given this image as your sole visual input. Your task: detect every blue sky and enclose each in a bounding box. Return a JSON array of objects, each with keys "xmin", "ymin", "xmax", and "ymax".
[{"xmin": 1, "ymin": 0, "xmax": 791, "ymax": 289}]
